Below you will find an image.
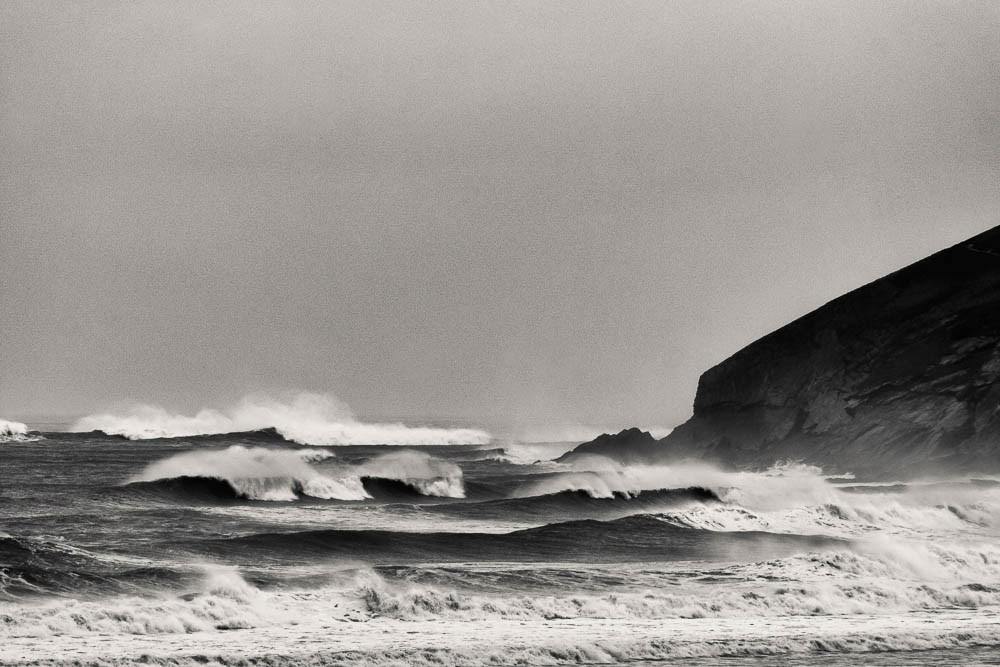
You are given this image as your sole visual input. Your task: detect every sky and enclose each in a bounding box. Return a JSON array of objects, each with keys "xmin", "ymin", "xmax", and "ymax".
[{"xmin": 2, "ymin": 1, "xmax": 998, "ymax": 428}]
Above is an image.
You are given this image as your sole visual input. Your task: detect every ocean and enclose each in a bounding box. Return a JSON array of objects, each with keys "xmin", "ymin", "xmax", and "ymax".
[{"xmin": 3, "ymin": 421, "xmax": 1000, "ymax": 665}]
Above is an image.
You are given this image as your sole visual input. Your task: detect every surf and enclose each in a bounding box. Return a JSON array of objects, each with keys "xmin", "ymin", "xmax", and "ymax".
[
  {"xmin": 0, "ymin": 419, "xmax": 41, "ymax": 443},
  {"xmin": 71, "ymin": 392, "xmax": 492, "ymax": 446},
  {"xmin": 121, "ymin": 446, "xmax": 467, "ymax": 502}
]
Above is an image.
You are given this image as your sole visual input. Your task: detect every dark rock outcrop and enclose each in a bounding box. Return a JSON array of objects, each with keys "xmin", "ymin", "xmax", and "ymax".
[
  {"xmin": 563, "ymin": 226, "xmax": 1000, "ymax": 479},
  {"xmin": 558, "ymin": 428, "xmax": 659, "ymax": 463}
]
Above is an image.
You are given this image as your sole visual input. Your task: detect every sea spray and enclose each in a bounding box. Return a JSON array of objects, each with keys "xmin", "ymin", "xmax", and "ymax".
[
  {"xmin": 0, "ymin": 565, "xmax": 273, "ymax": 637},
  {"xmin": 0, "ymin": 419, "xmax": 41, "ymax": 443},
  {"xmin": 127, "ymin": 446, "xmax": 466, "ymax": 501},
  {"xmin": 72, "ymin": 392, "xmax": 491, "ymax": 446},
  {"xmin": 357, "ymin": 450, "xmax": 465, "ymax": 498}
]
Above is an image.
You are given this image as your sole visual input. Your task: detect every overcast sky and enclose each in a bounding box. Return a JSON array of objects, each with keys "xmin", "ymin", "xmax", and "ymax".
[{"xmin": 2, "ymin": 1, "xmax": 998, "ymax": 427}]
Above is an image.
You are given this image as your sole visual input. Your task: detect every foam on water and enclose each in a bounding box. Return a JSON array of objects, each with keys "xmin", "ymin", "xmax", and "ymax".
[
  {"xmin": 71, "ymin": 392, "xmax": 491, "ymax": 446},
  {"xmin": 0, "ymin": 418, "xmax": 41, "ymax": 443},
  {"xmin": 526, "ymin": 458, "xmax": 838, "ymax": 507},
  {"xmin": 127, "ymin": 445, "xmax": 466, "ymax": 501},
  {"xmin": 4, "ymin": 545, "xmax": 1000, "ymax": 638},
  {"xmin": 0, "ymin": 565, "xmax": 279, "ymax": 637},
  {"xmin": 356, "ymin": 450, "xmax": 465, "ymax": 498},
  {"xmin": 653, "ymin": 495, "xmax": 999, "ymax": 538},
  {"xmin": 128, "ymin": 445, "xmax": 368, "ymax": 501},
  {"xmin": 526, "ymin": 458, "xmax": 1000, "ymax": 538},
  {"xmin": 7, "ymin": 434, "xmax": 1000, "ymax": 665},
  {"xmin": 4, "ymin": 617, "xmax": 1000, "ymax": 666}
]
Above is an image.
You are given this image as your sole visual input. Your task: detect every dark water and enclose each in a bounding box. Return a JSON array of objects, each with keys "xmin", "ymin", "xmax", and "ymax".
[{"xmin": 3, "ymin": 430, "xmax": 1000, "ymax": 665}]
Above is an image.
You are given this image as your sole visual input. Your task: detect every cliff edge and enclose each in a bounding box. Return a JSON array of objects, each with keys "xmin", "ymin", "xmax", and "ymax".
[{"xmin": 562, "ymin": 226, "xmax": 1000, "ymax": 479}]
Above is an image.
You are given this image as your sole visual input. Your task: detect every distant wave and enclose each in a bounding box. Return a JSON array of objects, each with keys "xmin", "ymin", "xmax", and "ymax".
[
  {"xmin": 453, "ymin": 442, "xmax": 579, "ymax": 465},
  {"xmin": 206, "ymin": 514, "xmax": 844, "ymax": 564},
  {"xmin": 506, "ymin": 459, "xmax": 1000, "ymax": 538},
  {"xmin": 125, "ymin": 445, "xmax": 363, "ymax": 502},
  {"xmin": 71, "ymin": 392, "xmax": 491, "ymax": 446},
  {"xmin": 119, "ymin": 475, "xmax": 289, "ymax": 503},
  {"xmin": 652, "ymin": 496, "xmax": 1000, "ymax": 538},
  {"xmin": 356, "ymin": 450, "xmax": 465, "ymax": 498},
  {"xmin": 530, "ymin": 458, "xmax": 844, "ymax": 508},
  {"xmin": 119, "ymin": 474, "xmax": 463, "ymax": 505},
  {"xmin": 449, "ymin": 447, "xmax": 512, "ymax": 462},
  {"xmin": 428, "ymin": 487, "xmax": 720, "ymax": 523},
  {"xmin": 0, "ymin": 419, "xmax": 27, "ymax": 437},
  {"xmin": 511, "ymin": 425, "xmax": 674, "ymax": 444},
  {"xmin": 0, "ymin": 419, "xmax": 41, "ymax": 443},
  {"xmin": 122, "ymin": 446, "xmax": 465, "ymax": 502}
]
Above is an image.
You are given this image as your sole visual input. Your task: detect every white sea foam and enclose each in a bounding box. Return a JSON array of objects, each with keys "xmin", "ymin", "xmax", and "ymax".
[
  {"xmin": 4, "ymin": 546, "xmax": 1000, "ymax": 667},
  {"xmin": 362, "ymin": 576, "xmax": 1000, "ymax": 622},
  {"xmin": 522, "ymin": 458, "xmax": 1000, "ymax": 540},
  {"xmin": 0, "ymin": 419, "xmax": 28, "ymax": 437},
  {"xmin": 4, "ymin": 617, "xmax": 999, "ymax": 665},
  {"xmin": 652, "ymin": 495, "xmax": 999, "ymax": 538},
  {"xmin": 0, "ymin": 565, "xmax": 276, "ymax": 637},
  {"xmin": 72, "ymin": 392, "xmax": 491, "ymax": 446},
  {"xmin": 0, "ymin": 418, "xmax": 40, "ymax": 443},
  {"xmin": 526, "ymin": 458, "xmax": 837, "ymax": 508},
  {"xmin": 356, "ymin": 450, "xmax": 465, "ymax": 497},
  {"xmin": 128, "ymin": 445, "xmax": 366, "ymax": 501},
  {"xmin": 355, "ymin": 537, "xmax": 1000, "ymax": 620},
  {"xmin": 7, "ymin": 544, "xmax": 999, "ymax": 641},
  {"xmin": 485, "ymin": 441, "xmax": 582, "ymax": 465},
  {"xmin": 129, "ymin": 446, "xmax": 466, "ymax": 501}
]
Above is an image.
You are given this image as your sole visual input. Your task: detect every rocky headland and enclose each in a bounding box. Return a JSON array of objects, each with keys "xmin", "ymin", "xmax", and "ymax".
[{"xmin": 561, "ymin": 226, "xmax": 1000, "ymax": 479}]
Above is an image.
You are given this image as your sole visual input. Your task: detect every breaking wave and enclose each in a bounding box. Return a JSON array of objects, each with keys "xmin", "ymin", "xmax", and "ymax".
[
  {"xmin": 10, "ymin": 542, "xmax": 1000, "ymax": 639},
  {"xmin": 0, "ymin": 419, "xmax": 40, "ymax": 443},
  {"xmin": 0, "ymin": 564, "xmax": 275, "ymax": 637},
  {"xmin": 356, "ymin": 450, "xmax": 465, "ymax": 498},
  {"xmin": 522, "ymin": 458, "xmax": 1000, "ymax": 537},
  {"xmin": 653, "ymin": 496, "xmax": 1000, "ymax": 538},
  {"xmin": 362, "ymin": 560, "xmax": 1000, "ymax": 622},
  {"xmin": 126, "ymin": 445, "xmax": 365, "ymax": 502},
  {"xmin": 427, "ymin": 487, "xmax": 721, "ymax": 523},
  {"xmin": 71, "ymin": 392, "xmax": 491, "ymax": 446},
  {"xmin": 528, "ymin": 458, "xmax": 839, "ymax": 509},
  {"xmin": 122, "ymin": 446, "xmax": 465, "ymax": 502}
]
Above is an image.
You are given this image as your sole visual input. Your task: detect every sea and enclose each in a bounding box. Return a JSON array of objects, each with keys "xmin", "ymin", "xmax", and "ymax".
[{"xmin": 2, "ymin": 405, "xmax": 1000, "ymax": 666}]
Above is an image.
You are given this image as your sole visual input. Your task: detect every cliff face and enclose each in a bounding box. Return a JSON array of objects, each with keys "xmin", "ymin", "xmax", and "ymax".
[{"xmin": 565, "ymin": 226, "xmax": 1000, "ymax": 479}]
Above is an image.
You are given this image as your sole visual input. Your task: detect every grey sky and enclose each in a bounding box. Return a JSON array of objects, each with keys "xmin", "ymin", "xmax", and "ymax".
[{"xmin": 2, "ymin": 1, "xmax": 998, "ymax": 427}]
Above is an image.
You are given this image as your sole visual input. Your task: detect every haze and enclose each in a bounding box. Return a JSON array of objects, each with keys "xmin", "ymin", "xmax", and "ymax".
[{"xmin": 2, "ymin": 1, "xmax": 998, "ymax": 427}]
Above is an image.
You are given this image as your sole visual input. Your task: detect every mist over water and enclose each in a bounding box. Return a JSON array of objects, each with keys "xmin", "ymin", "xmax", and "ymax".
[{"xmin": 70, "ymin": 392, "xmax": 492, "ymax": 446}]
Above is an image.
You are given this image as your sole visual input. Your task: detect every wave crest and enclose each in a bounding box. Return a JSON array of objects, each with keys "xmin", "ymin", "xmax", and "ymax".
[
  {"xmin": 0, "ymin": 565, "xmax": 274, "ymax": 637},
  {"xmin": 0, "ymin": 419, "xmax": 40, "ymax": 443},
  {"xmin": 529, "ymin": 458, "xmax": 842, "ymax": 509},
  {"xmin": 72, "ymin": 392, "xmax": 491, "ymax": 446},
  {"xmin": 358, "ymin": 451, "xmax": 464, "ymax": 498},
  {"xmin": 124, "ymin": 446, "xmax": 465, "ymax": 502}
]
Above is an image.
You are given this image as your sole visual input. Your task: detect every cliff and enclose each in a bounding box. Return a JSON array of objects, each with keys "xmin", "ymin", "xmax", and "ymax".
[{"xmin": 562, "ymin": 226, "xmax": 1000, "ymax": 479}]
